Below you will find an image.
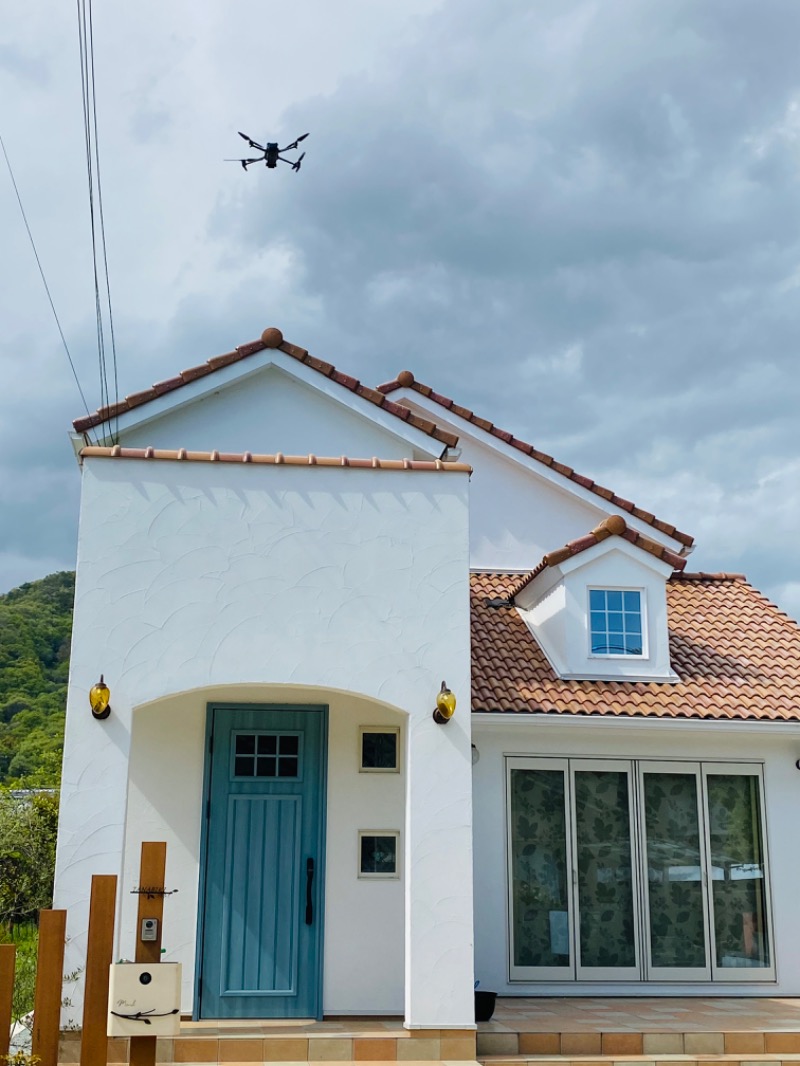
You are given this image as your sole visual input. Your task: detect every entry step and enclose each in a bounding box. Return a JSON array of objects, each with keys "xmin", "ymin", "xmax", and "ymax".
[
  {"xmin": 477, "ymin": 1034, "xmax": 800, "ymax": 1060},
  {"xmin": 479, "ymin": 1056, "xmax": 800, "ymax": 1066}
]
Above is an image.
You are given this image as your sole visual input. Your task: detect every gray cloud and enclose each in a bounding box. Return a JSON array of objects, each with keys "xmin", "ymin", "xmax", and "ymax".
[{"xmin": 1, "ymin": 0, "xmax": 798, "ymax": 619}]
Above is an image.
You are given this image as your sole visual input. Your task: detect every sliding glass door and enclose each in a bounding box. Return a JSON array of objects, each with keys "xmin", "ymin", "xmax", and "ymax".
[
  {"xmin": 571, "ymin": 762, "xmax": 640, "ymax": 980},
  {"xmin": 507, "ymin": 757, "xmax": 774, "ymax": 983},
  {"xmin": 640, "ymin": 763, "xmax": 711, "ymax": 980}
]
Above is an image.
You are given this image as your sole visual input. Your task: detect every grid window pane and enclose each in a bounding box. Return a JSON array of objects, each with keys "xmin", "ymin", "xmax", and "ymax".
[
  {"xmin": 589, "ymin": 590, "xmax": 643, "ymax": 656},
  {"xmin": 233, "ymin": 733, "xmax": 302, "ymax": 778}
]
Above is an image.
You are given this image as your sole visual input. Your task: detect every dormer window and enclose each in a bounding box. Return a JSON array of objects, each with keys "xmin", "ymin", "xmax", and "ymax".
[{"xmin": 589, "ymin": 588, "xmax": 645, "ymax": 656}]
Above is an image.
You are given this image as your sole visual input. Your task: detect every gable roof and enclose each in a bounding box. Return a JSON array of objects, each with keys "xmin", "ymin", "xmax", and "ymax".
[
  {"xmin": 73, "ymin": 328, "xmax": 458, "ymax": 451},
  {"xmin": 471, "ymin": 571, "xmax": 800, "ymax": 721},
  {"xmin": 378, "ymin": 371, "xmax": 694, "ymax": 548},
  {"xmin": 510, "ymin": 515, "xmax": 687, "ymax": 600}
]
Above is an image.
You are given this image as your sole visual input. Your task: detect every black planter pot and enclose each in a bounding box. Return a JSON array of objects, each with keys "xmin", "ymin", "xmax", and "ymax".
[{"xmin": 474, "ymin": 989, "xmax": 497, "ymax": 1022}]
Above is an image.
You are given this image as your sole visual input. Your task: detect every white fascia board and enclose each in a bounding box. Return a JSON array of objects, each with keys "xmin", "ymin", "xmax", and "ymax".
[
  {"xmin": 394, "ymin": 390, "xmax": 688, "ymax": 555},
  {"xmin": 471, "ymin": 712, "xmax": 800, "ymax": 736},
  {"xmin": 557, "ymin": 536, "xmax": 676, "ymax": 579},
  {"xmin": 72, "ymin": 353, "xmax": 445, "ymax": 459}
]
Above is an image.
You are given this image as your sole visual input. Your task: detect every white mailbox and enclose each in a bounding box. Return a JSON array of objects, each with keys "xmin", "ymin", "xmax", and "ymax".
[{"xmin": 107, "ymin": 962, "xmax": 182, "ymax": 1037}]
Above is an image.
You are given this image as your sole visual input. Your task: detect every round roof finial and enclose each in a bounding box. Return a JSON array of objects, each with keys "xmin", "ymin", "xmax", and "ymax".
[
  {"xmin": 396, "ymin": 370, "xmax": 415, "ymax": 387},
  {"xmin": 261, "ymin": 327, "xmax": 284, "ymax": 348},
  {"xmin": 605, "ymin": 514, "xmax": 627, "ymax": 536}
]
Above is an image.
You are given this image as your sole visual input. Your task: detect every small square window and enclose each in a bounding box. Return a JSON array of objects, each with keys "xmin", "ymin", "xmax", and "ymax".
[
  {"xmin": 359, "ymin": 727, "xmax": 400, "ymax": 772},
  {"xmin": 358, "ymin": 831, "xmax": 400, "ymax": 878},
  {"xmin": 589, "ymin": 588, "xmax": 644, "ymax": 656}
]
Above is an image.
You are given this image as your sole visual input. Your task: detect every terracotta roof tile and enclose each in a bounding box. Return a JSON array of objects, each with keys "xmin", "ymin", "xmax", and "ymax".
[
  {"xmin": 378, "ymin": 372, "xmax": 693, "ymax": 547},
  {"xmin": 509, "ymin": 516, "xmax": 687, "ymax": 599},
  {"xmin": 79, "ymin": 446, "xmax": 471, "ymax": 473},
  {"xmin": 471, "ymin": 571, "xmax": 800, "ymax": 721},
  {"xmin": 73, "ymin": 329, "xmax": 458, "ymax": 451}
]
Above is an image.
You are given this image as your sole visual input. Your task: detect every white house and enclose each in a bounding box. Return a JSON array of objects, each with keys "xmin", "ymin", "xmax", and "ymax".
[{"xmin": 55, "ymin": 327, "xmax": 800, "ymax": 1036}]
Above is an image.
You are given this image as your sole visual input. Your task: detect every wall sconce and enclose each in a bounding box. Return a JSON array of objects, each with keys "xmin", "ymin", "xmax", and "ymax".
[
  {"xmin": 433, "ymin": 681, "xmax": 456, "ymax": 724},
  {"xmin": 89, "ymin": 675, "xmax": 111, "ymax": 720}
]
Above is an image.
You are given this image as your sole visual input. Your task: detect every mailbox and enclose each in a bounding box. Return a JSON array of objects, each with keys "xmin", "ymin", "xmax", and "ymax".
[{"xmin": 107, "ymin": 962, "xmax": 182, "ymax": 1037}]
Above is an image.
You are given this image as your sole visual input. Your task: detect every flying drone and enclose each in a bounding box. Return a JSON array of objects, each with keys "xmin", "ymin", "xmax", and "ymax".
[{"xmin": 227, "ymin": 131, "xmax": 309, "ymax": 172}]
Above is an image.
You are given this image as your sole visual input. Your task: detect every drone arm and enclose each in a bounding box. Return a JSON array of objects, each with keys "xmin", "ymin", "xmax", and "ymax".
[{"xmin": 279, "ymin": 133, "xmax": 309, "ymax": 152}]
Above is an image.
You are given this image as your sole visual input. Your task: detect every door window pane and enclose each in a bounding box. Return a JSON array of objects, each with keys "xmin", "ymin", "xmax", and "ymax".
[
  {"xmin": 643, "ymin": 772, "xmax": 707, "ymax": 969},
  {"xmin": 574, "ymin": 771, "xmax": 636, "ymax": 968},
  {"xmin": 707, "ymin": 774, "xmax": 770, "ymax": 969},
  {"xmin": 509, "ymin": 769, "xmax": 570, "ymax": 968}
]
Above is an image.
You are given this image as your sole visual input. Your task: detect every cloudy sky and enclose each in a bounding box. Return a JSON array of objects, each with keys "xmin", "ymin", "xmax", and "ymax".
[{"xmin": 1, "ymin": 0, "xmax": 799, "ymax": 618}]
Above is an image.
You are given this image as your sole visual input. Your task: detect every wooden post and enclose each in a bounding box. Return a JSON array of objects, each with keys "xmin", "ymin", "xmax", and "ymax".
[
  {"xmin": 81, "ymin": 874, "xmax": 118, "ymax": 1066},
  {"xmin": 31, "ymin": 909, "xmax": 67, "ymax": 1066},
  {"xmin": 129, "ymin": 843, "xmax": 166, "ymax": 1066},
  {"xmin": 0, "ymin": 943, "xmax": 16, "ymax": 1060}
]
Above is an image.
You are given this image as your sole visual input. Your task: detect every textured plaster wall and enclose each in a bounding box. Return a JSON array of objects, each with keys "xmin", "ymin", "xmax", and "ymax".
[
  {"xmin": 471, "ymin": 718, "xmax": 800, "ymax": 995},
  {"xmin": 121, "ymin": 366, "xmax": 419, "ymax": 460},
  {"xmin": 400, "ymin": 395, "xmax": 686, "ymax": 567},
  {"xmin": 124, "ymin": 687, "xmax": 405, "ymax": 1015},
  {"xmin": 55, "ymin": 458, "xmax": 472, "ymax": 1025}
]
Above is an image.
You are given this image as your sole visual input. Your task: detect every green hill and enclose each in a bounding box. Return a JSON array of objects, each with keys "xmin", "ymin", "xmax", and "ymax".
[{"xmin": 0, "ymin": 571, "xmax": 73, "ymax": 783}]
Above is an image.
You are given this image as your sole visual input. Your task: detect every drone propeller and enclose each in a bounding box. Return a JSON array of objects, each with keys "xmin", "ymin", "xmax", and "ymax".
[
  {"xmin": 238, "ymin": 131, "xmax": 265, "ymax": 151},
  {"xmin": 280, "ymin": 132, "xmax": 309, "ymax": 153},
  {"xmin": 292, "ymin": 152, "xmax": 305, "ymax": 172}
]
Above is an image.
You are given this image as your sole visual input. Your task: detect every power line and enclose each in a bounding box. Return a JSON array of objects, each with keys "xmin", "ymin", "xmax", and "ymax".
[
  {"xmin": 0, "ymin": 131, "xmax": 97, "ymax": 437},
  {"xmin": 76, "ymin": 0, "xmax": 120, "ymax": 442}
]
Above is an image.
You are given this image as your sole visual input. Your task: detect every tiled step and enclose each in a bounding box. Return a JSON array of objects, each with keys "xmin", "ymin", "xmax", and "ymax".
[
  {"xmin": 477, "ymin": 1034, "xmax": 800, "ymax": 1060},
  {"xmin": 58, "ymin": 1027, "xmax": 478, "ymax": 1064},
  {"xmin": 479, "ymin": 1056, "xmax": 800, "ymax": 1066}
]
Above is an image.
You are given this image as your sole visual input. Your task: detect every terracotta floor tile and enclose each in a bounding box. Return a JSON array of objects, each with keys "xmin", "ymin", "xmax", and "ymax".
[
  {"xmin": 561, "ymin": 1032, "xmax": 603, "ymax": 1055},
  {"xmin": 173, "ymin": 1037, "xmax": 220, "ymax": 1063},
  {"xmin": 218, "ymin": 1037, "xmax": 265, "ymax": 1062},
  {"xmin": 354, "ymin": 1038, "xmax": 398, "ymax": 1060},
  {"xmin": 602, "ymin": 1032, "xmax": 644, "ymax": 1055}
]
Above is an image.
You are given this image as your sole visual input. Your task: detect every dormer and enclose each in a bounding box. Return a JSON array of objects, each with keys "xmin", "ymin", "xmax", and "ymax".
[{"xmin": 512, "ymin": 516, "xmax": 686, "ymax": 682}]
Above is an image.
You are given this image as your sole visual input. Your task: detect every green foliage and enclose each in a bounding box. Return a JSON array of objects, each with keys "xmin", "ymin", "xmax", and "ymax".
[
  {"xmin": 0, "ymin": 572, "xmax": 73, "ymax": 784},
  {"xmin": 0, "ymin": 788, "xmax": 58, "ymax": 928},
  {"xmin": 0, "ymin": 924, "xmax": 38, "ymax": 1024}
]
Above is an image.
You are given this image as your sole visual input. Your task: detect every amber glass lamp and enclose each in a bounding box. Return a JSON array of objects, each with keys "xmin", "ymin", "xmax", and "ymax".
[
  {"xmin": 89, "ymin": 675, "xmax": 111, "ymax": 720},
  {"xmin": 433, "ymin": 681, "xmax": 456, "ymax": 724}
]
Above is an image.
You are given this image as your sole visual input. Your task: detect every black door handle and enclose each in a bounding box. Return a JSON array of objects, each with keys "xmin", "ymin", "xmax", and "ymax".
[{"xmin": 305, "ymin": 857, "xmax": 314, "ymax": 925}]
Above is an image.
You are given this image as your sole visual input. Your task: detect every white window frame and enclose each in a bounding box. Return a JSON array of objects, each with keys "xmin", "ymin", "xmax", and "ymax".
[
  {"xmin": 358, "ymin": 725, "xmax": 401, "ymax": 773},
  {"xmin": 587, "ymin": 586, "xmax": 649, "ymax": 660}
]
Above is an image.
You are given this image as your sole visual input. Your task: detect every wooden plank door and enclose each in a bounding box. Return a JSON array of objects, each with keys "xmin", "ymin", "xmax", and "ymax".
[{"xmin": 198, "ymin": 705, "xmax": 327, "ymax": 1018}]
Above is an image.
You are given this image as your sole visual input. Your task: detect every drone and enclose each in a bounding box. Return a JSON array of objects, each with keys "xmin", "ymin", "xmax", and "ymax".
[{"xmin": 226, "ymin": 131, "xmax": 308, "ymax": 172}]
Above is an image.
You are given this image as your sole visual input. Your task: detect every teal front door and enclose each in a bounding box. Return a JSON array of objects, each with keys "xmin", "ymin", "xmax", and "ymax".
[{"xmin": 197, "ymin": 705, "xmax": 327, "ymax": 1018}]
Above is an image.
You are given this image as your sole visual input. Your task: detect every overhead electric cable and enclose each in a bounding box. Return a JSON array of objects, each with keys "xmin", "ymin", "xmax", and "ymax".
[
  {"xmin": 76, "ymin": 0, "xmax": 120, "ymax": 442},
  {"xmin": 0, "ymin": 131, "xmax": 97, "ymax": 438}
]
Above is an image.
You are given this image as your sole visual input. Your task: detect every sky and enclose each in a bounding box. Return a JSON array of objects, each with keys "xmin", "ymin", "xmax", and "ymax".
[{"xmin": 1, "ymin": 0, "xmax": 799, "ymax": 619}]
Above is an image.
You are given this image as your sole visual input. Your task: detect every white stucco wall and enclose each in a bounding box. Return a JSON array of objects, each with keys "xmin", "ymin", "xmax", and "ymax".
[
  {"xmin": 471, "ymin": 716, "xmax": 800, "ymax": 996},
  {"xmin": 55, "ymin": 457, "xmax": 473, "ymax": 1026},
  {"xmin": 123, "ymin": 687, "xmax": 405, "ymax": 1015},
  {"xmin": 397, "ymin": 395, "xmax": 688, "ymax": 567},
  {"xmin": 120, "ymin": 366, "xmax": 424, "ymax": 460}
]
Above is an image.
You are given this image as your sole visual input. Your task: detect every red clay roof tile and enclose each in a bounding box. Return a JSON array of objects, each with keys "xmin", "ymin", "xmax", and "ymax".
[
  {"xmin": 79, "ymin": 446, "xmax": 471, "ymax": 473},
  {"xmin": 471, "ymin": 570, "xmax": 800, "ymax": 720},
  {"xmin": 73, "ymin": 329, "xmax": 458, "ymax": 451},
  {"xmin": 379, "ymin": 372, "xmax": 693, "ymax": 547}
]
